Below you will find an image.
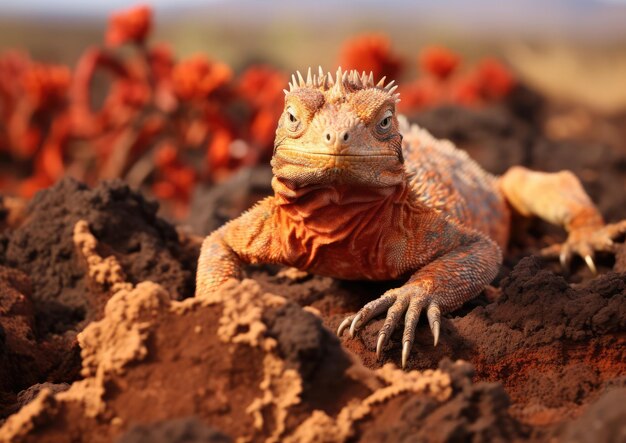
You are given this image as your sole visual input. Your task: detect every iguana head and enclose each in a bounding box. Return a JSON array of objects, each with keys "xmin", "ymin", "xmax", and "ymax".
[{"xmin": 271, "ymin": 67, "xmax": 404, "ymax": 194}]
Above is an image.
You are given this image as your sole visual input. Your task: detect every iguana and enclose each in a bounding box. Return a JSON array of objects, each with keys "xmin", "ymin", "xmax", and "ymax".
[{"xmin": 196, "ymin": 67, "xmax": 626, "ymax": 368}]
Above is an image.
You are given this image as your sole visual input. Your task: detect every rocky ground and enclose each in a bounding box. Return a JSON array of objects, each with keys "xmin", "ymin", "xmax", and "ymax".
[{"xmin": 1, "ymin": 85, "xmax": 626, "ymax": 442}]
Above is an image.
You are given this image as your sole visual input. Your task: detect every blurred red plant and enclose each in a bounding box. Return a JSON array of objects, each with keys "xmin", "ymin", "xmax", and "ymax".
[
  {"xmin": 106, "ymin": 4, "xmax": 152, "ymax": 47},
  {"xmin": 338, "ymin": 34, "xmax": 404, "ymax": 81},
  {"xmin": 0, "ymin": 13, "xmax": 516, "ymax": 217},
  {"xmin": 419, "ymin": 46, "xmax": 460, "ymax": 80},
  {"xmin": 172, "ymin": 55, "xmax": 232, "ymax": 101},
  {"xmin": 398, "ymin": 45, "xmax": 515, "ymax": 113}
]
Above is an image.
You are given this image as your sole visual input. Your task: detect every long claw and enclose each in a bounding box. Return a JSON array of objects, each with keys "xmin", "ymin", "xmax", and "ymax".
[
  {"xmin": 376, "ymin": 333, "xmax": 386, "ymax": 360},
  {"xmin": 349, "ymin": 313, "xmax": 362, "ymax": 338},
  {"xmin": 337, "ymin": 317, "xmax": 352, "ymax": 336},
  {"xmin": 431, "ymin": 321, "xmax": 440, "ymax": 347},
  {"xmin": 427, "ymin": 304, "xmax": 441, "ymax": 347},
  {"xmin": 584, "ymin": 254, "xmax": 597, "ymax": 275},
  {"xmin": 401, "ymin": 298, "xmax": 425, "ymax": 369},
  {"xmin": 402, "ymin": 341, "xmax": 410, "ymax": 369}
]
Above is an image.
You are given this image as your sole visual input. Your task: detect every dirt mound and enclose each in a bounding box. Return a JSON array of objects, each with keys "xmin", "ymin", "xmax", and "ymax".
[
  {"xmin": 0, "ymin": 276, "xmax": 530, "ymax": 443},
  {"xmin": 2, "ymin": 177, "xmax": 197, "ymax": 335}
]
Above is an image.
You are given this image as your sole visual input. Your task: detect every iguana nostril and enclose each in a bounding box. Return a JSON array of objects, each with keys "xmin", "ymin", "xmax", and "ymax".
[
  {"xmin": 326, "ymin": 133, "xmax": 331, "ymax": 142},
  {"xmin": 342, "ymin": 132, "xmax": 349, "ymax": 142}
]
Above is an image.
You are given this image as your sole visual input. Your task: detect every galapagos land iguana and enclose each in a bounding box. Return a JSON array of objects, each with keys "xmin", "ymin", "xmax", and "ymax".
[{"xmin": 196, "ymin": 67, "xmax": 626, "ymax": 368}]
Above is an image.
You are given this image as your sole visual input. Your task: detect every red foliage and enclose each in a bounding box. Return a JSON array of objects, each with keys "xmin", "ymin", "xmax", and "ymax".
[
  {"xmin": 237, "ymin": 66, "xmax": 287, "ymax": 148},
  {"xmin": 401, "ymin": 48, "xmax": 516, "ymax": 113},
  {"xmin": 338, "ymin": 34, "xmax": 404, "ymax": 81},
  {"xmin": 106, "ymin": 5, "xmax": 152, "ymax": 47},
  {"xmin": 473, "ymin": 58, "xmax": 516, "ymax": 100},
  {"xmin": 0, "ymin": 6, "xmax": 516, "ymax": 218},
  {"xmin": 172, "ymin": 55, "xmax": 232, "ymax": 101},
  {"xmin": 419, "ymin": 46, "xmax": 461, "ymax": 80},
  {"xmin": 152, "ymin": 143, "xmax": 197, "ymax": 218},
  {"xmin": 22, "ymin": 63, "xmax": 71, "ymax": 108}
]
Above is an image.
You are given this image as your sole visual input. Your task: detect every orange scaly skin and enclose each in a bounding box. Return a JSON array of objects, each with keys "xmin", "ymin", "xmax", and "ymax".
[{"xmin": 196, "ymin": 68, "xmax": 626, "ymax": 368}]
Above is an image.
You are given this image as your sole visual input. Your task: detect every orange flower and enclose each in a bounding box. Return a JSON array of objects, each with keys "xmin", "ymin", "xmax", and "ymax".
[
  {"xmin": 172, "ymin": 55, "xmax": 232, "ymax": 101},
  {"xmin": 22, "ymin": 63, "xmax": 71, "ymax": 108},
  {"xmin": 338, "ymin": 34, "xmax": 403, "ymax": 81},
  {"xmin": 106, "ymin": 5, "xmax": 152, "ymax": 47},
  {"xmin": 474, "ymin": 58, "xmax": 515, "ymax": 100},
  {"xmin": 419, "ymin": 46, "xmax": 461, "ymax": 80}
]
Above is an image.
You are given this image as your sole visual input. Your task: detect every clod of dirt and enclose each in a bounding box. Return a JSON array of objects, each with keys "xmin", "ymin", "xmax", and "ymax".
[
  {"xmin": 16, "ymin": 384, "xmax": 70, "ymax": 410},
  {"xmin": 0, "ymin": 266, "xmax": 77, "ymax": 419},
  {"xmin": 0, "ymin": 267, "xmax": 36, "ymax": 417},
  {"xmin": 3, "ymin": 177, "xmax": 197, "ymax": 335}
]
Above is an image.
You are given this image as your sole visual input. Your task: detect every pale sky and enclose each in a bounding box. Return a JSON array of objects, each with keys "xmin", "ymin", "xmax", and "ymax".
[
  {"xmin": 0, "ymin": 0, "xmax": 625, "ymax": 40},
  {"xmin": 0, "ymin": 0, "xmax": 216, "ymax": 17}
]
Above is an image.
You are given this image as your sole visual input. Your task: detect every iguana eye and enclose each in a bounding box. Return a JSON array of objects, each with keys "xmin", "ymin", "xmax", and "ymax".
[
  {"xmin": 377, "ymin": 110, "xmax": 393, "ymax": 133},
  {"xmin": 286, "ymin": 107, "xmax": 298, "ymax": 124}
]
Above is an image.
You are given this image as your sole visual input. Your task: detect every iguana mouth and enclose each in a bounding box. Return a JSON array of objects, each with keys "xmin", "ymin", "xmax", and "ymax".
[{"xmin": 274, "ymin": 148, "xmax": 399, "ymax": 159}]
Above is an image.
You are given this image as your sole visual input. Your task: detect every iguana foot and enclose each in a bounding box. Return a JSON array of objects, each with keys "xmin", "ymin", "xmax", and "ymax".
[
  {"xmin": 337, "ymin": 289, "xmax": 441, "ymax": 369},
  {"xmin": 541, "ymin": 220, "xmax": 626, "ymax": 275}
]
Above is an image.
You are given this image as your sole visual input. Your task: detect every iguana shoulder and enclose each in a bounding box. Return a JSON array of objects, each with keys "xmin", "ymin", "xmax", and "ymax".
[{"xmin": 398, "ymin": 116, "xmax": 510, "ymax": 247}]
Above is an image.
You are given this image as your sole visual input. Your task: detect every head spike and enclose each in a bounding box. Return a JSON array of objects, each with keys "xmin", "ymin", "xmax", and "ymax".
[
  {"xmin": 342, "ymin": 69, "xmax": 349, "ymax": 84},
  {"xmin": 329, "ymin": 67, "xmax": 346, "ymax": 100},
  {"xmin": 384, "ymin": 80, "xmax": 396, "ymax": 91},
  {"xmin": 376, "ymin": 76, "xmax": 387, "ymax": 88},
  {"xmin": 335, "ymin": 67, "xmax": 342, "ymax": 86},
  {"xmin": 326, "ymin": 71, "xmax": 334, "ymax": 86},
  {"xmin": 291, "ymin": 74, "xmax": 298, "ymax": 88},
  {"xmin": 283, "ymin": 89, "xmax": 289, "ymax": 95},
  {"xmin": 306, "ymin": 67, "xmax": 312, "ymax": 85},
  {"xmin": 388, "ymin": 85, "xmax": 398, "ymax": 94},
  {"xmin": 353, "ymin": 73, "xmax": 362, "ymax": 88},
  {"xmin": 368, "ymin": 72, "xmax": 374, "ymax": 86},
  {"xmin": 296, "ymin": 70, "xmax": 305, "ymax": 86},
  {"xmin": 318, "ymin": 65, "xmax": 324, "ymax": 78}
]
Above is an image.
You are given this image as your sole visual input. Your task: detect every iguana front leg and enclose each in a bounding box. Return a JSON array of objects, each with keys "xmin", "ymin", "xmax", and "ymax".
[
  {"xmin": 500, "ymin": 166, "xmax": 626, "ymax": 273},
  {"xmin": 338, "ymin": 221, "xmax": 502, "ymax": 368},
  {"xmin": 196, "ymin": 198, "xmax": 281, "ymax": 298}
]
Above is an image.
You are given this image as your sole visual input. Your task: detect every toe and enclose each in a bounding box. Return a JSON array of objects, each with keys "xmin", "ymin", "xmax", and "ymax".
[
  {"xmin": 401, "ymin": 298, "xmax": 426, "ymax": 368},
  {"xmin": 376, "ymin": 295, "xmax": 410, "ymax": 360},
  {"xmin": 348, "ymin": 292, "xmax": 396, "ymax": 338}
]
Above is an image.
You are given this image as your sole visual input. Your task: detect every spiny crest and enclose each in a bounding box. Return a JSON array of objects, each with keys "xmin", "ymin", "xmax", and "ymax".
[{"xmin": 284, "ymin": 66, "xmax": 400, "ymax": 102}]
